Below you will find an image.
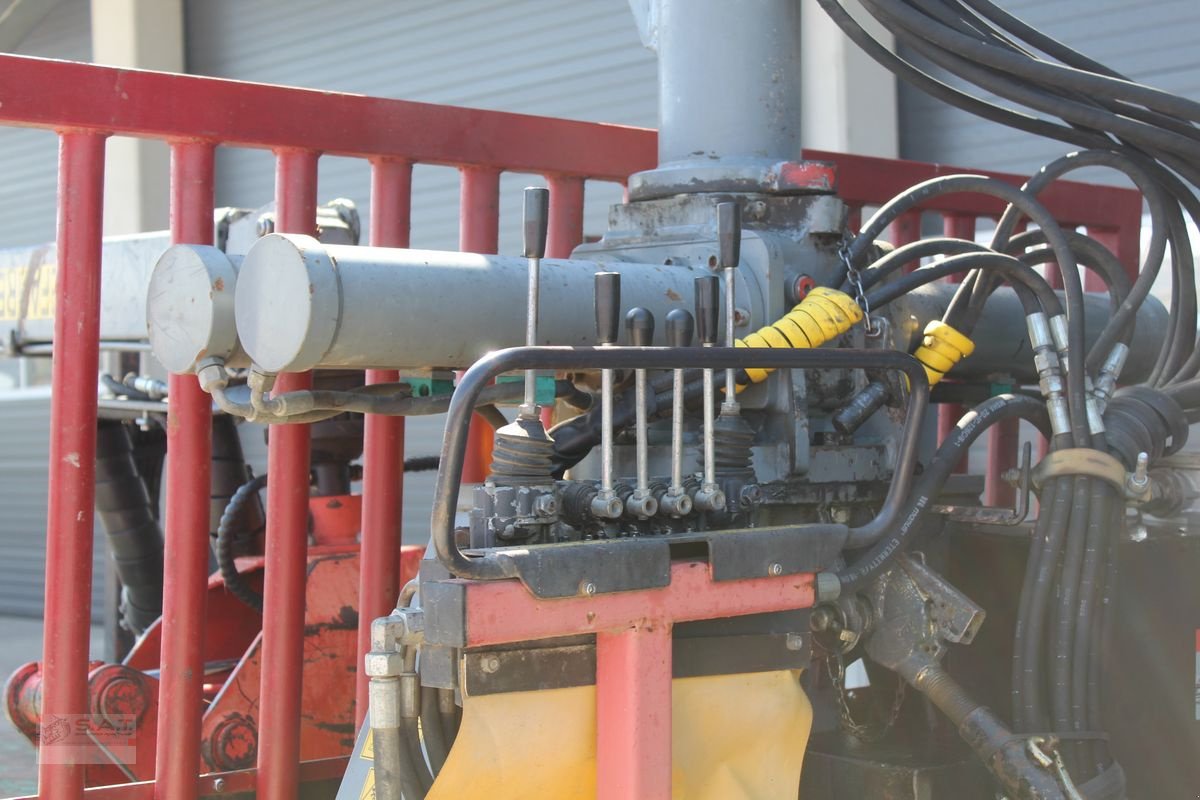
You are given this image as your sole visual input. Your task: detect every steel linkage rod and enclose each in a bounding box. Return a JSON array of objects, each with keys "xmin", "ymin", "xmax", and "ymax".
[
  {"xmin": 257, "ymin": 148, "xmax": 319, "ymax": 800},
  {"xmin": 154, "ymin": 140, "xmax": 217, "ymax": 800},
  {"xmin": 38, "ymin": 130, "xmax": 106, "ymax": 800},
  {"xmin": 356, "ymin": 157, "xmax": 413, "ymax": 727}
]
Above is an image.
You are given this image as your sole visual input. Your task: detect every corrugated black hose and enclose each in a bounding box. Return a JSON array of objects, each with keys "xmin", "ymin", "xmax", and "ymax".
[{"xmin": 95, "ymin": 420, "xmax": 165, "ymax": 636}]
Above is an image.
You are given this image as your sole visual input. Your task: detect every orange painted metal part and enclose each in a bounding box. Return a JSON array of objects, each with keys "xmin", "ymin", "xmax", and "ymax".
[
  {"xmin": 456, "ymin": 561, "xmax": 816, "ymax": 800},
  {"xmin": 5, "ymin": 544, "xmax": 422, "ymax": 789}
]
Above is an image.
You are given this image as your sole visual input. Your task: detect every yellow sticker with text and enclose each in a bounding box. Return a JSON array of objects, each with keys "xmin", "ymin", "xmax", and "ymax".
[{"xmin": 359, "ymin": 767, "xmax": 375, "ymax": 800}]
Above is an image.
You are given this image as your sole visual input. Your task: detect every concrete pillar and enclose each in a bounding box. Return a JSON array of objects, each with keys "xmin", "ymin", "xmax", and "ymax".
[
  {"xmin": 90, "ymin": 0, "xmax": 185, "ymax": 235},
  {"xmin": 800, "ymin": 0, "xmax": 898, "ymax": 158}
]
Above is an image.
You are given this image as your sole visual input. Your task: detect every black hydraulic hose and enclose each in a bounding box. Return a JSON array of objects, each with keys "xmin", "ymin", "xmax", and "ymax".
[
  {"xmin": 210, "ymin": 415, "xmax": 262, "ymax": 554},
  {"xmin": 404, "ymin": 716, "xmax": 432, "ymax": 793},
  {"xmin": 1072, "ymin": 478, "xmax": 1113, "ymax": 772},
  {"xmin": 1051, "ymin": 477, "xmax": 1091, "ymax": 742},
  {"xmin": 95, "ymin": 420, "xmax": 164, "ymax": 635},
  {"xmin": 813, "ymin": 0, "xmax": 1115, "ymax": 153},
  {"xmin": 1018, "ymin": 468, "xmax": 1073, "ymax": 731},
  {"xmin": 1009, "ymin": 231, "xmax": 1134, "ymax": 355},
  {"xmin": 837, "ymin": 173, "xmax": 1088, "ymax": 448},
  {"xmin": 215, "ymin": 474, "xmax": 267, "ymax": 613},
  {"xmin": 420, "ymin": 687, "xmax": 449, "ymax": 775},
  {"xmin": 866, "ymin": 0, "xmax": 1200, "ymax": 165},
  {"xmin": 855, "ymin": 236, "xmax": 988, "ymax": 290},
  {"xmin": 864, "ymin": 252, "xmax": 1053, "ymax": 315},
  {"xmin": 1011, "ymin": 477, "xmax": 1056, "ymax": 733},
  {"xmin": 863, "ymin": 0, "xmax": 1200, "ymax": 126},
  {"xmin": 985, "ymin": 151, "xmax": 1172, "ymax": 368},
  {"xmin": 837, "ymin": 394, "xmax": 1048, "ymax": 590}
]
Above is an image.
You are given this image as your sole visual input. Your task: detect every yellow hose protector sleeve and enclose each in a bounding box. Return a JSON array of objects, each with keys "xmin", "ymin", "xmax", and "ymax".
[
  {"xmin": 913, "ymin": 320, "xmax": 975, "ymax": 386},
  {"xmin": 426, "ymin": 670, "xmax": 812, "ymax": 800},
  {"xmin": 735, "ymin": 287, "xmax": 863, "ymax": 384}
]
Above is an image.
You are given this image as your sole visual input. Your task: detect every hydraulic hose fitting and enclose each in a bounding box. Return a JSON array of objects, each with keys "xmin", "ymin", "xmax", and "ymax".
[
  {"xmin": 1027, "ymin": 313, "xmax": 1070, "ymax": 437},
  {"xmin": 1093, "ymin": 343, "xmax": 1130, "ymax": 414},
  {"xmin": 913, "ymin": 320, "xmax": 975, "ymax": 387},
  {"xmin": 735, "ymin": 287, "xmax": 862, "ymax": 385},
  {"xmin": 1048, "ymin": 313, "xmax": 1072, "ymax": 376}
]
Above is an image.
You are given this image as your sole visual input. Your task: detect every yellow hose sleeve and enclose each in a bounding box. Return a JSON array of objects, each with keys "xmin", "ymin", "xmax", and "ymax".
[
  {"xmin": 735, "ymin": 287, "xmax": 863, "ymax": 384},
  {"xmin": 913, "ymin": 320, "xmax": 975, "ymax": 386}
]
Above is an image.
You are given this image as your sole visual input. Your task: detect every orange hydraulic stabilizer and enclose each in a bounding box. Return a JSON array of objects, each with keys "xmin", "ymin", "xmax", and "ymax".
[{"xmin": 4, "ymin": 496, "xmax": 422, "ymax": 787}]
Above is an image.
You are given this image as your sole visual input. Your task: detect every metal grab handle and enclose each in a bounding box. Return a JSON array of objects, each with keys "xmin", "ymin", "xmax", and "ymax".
[{"xmin": 431, "ymin": 345, "xmax": 930, "ymax": 581}]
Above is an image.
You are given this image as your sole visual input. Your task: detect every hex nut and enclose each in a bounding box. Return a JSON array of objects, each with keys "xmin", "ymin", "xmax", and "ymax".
[{"xmin": 364, "ymin": 651, "xmax": 405, "ymax": 677}]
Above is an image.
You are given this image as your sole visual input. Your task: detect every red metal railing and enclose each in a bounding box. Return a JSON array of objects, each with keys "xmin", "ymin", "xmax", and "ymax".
[{"xmin": 0, "ymin": 53, "xmax": 1142, "ymax": 799}]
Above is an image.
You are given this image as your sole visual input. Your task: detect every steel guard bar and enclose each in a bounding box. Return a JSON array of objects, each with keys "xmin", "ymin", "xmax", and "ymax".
[{"xmin": 432, "ymin": 345, "xmax": 929, "ymax": 581}]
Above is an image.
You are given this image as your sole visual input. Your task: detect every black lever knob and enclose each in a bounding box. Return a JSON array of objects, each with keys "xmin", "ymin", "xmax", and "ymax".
[
  {"xmin": 626, "ymin": 307, "xmax": 655, "ymax": 347},
  {"xmin": 595, "ymin": 272, "xmax": 621, "ymax": 345},
  {"xmin": 665, "ymin": 308, "xmax": 695, "ymax": 349},
  {"xmin": 523, "ymin": 186, "xmax": 550, "ymax": 259},
  {"xmin": 694, "ymin": 275, "xmax": 720, "ymax": 346},
  {"xmin": 717, "ymin": 201, "xmax": 741, "ymax": 270}
]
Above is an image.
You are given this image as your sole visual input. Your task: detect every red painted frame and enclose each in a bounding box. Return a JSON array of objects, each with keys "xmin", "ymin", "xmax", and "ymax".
[{"xmin": 0, "ymin": 53, "xmax": 1142, "ymax": 798}]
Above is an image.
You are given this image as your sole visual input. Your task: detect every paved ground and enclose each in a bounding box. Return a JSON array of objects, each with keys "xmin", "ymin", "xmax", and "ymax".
[{"xmin": 0, "ymin": 617, "xmax": 104, "ymax": 797}]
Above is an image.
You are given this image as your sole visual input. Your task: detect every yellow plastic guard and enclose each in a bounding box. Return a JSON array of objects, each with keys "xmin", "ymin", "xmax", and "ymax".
[
  {"xmin": 427, "ymin": 670, "xmax": 812, "ymax": 800},
  {"xmin": 735, "ymin": 288, "xmax": 863, "ymax": 384},
  {"xmin": 913, "ymin": 320, "xmax": 975, "ymax": 386}
]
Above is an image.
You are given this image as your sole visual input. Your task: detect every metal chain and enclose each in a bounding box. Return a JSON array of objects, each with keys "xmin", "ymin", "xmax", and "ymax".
[
  {"xmin": 824, "ymin": 651, "xmax": 906, "ymax": 742},
  {"xmin": 838, "ymin": 241, "xmax": 878, "ymax": 336}
]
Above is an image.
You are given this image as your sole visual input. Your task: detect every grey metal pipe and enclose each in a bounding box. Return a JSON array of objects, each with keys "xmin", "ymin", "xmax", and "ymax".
[
  {"xmin": 641, "ymin": 0, "xmax": 803, "ymax": 167},
  {"xmin": 891, "ymin": 283, "xmax": 1167, "ymax": 384},
  {"xmin": 230, "ymin": 234, "xmax": 706, "ymax": 373}
]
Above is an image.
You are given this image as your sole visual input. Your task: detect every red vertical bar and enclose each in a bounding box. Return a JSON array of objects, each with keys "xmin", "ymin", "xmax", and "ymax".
[
  {"xmin": 846, "ymin": 205, "xmax": 862, "ymax": 233},
  {"xmin": 459, "ymin": 166, "xmax": 501, "ymax": 482},
  {"xmin": 543, "ymin": 175, "xmax": 586, "ymax": 426},
  {"xmin": 940, "ymin": 214, "xmax": 974, "ymax": 472},
  {"xmin": 37, "ymin": 131, "xmax": 106, "ymax": 800},
  {"xmin": 154, "ymin": 141, "xmax": 216, "ymax": 800},
  {"xmin": 356, "ymin": 158, "xmax": 413, "ymax": 727},
  {"xmin": 595, "ymin": 625, "xmax": 673, "ymax": 800},
  {"xmin": 546, "ymin": 174, "xmax": 585, "ymax": 259},
  {"xmin": 257, "ymin": 149, "xmax": 318, "ymax": 800},
  {"xmin": 1087, "ymin": 226, "xmax": 1139, "ymax": 286}
]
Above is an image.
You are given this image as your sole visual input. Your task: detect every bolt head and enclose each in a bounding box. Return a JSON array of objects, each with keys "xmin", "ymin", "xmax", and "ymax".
[
  {"xmin": 739, "ymin": 484, "xmax": 764, "ymax": 507},
  {"xmin": 583, "ymin": 582, "xmax": 597, "ymax": 596},
  {"xmin": 481, "ymin": 656, "xmax": 501, "ymax": 674},
  {"xmin": 364, "ymin": 651, "xmax": 405, "ymax": 677},
  {"xmin": 733, "ymin": 307, "xmax": 750, "ymax": 327},
  {"xmin": 769, "ymin": 562, "xmax": 784, "ymax": 576},
  {"xmin": 213, "ymin": 778, "xmax": 227, "ymax": 792},
  {"xmin": 1129, "ymin": 524, "xmax": 1148, "ymax": 543},
  {"xmin": 830, "ymin": 505, "xmax": 851, "ymax": 524},
  {"xmin": 534, "ymin": 494, "xmax": 558, "ymax": 517},
  {"xmin": 785, "ymin": 633, "xmax": 805, "ymax": 651}
]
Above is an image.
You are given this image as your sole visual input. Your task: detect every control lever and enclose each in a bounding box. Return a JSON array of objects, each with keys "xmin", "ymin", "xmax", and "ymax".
[
  {"xmin": 519, "ymin": 186, "xmax": 550, "ymax": 419},
  {"xmin": 717, "ymin": 201, "xmax": 742, "ymax": 415},
  {"xmin": 625, "ymin": 308, "xmax": 658, "ymax": 519},
  {"xmin": 693, "ymin": 275, "xmax": 725, "ymax": 512},
  {"xmin": 590, "ymin": 272, "xmax": 624, "ymax": 519},
  {"xmin": 661, "ymin": 309, "xmax": 695, "ymax": 517}
]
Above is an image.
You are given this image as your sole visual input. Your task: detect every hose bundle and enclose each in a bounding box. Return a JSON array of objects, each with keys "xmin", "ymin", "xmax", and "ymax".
[{"xmin": 811, "ymin": 1, "xmax": 1200, "ymax": 795}]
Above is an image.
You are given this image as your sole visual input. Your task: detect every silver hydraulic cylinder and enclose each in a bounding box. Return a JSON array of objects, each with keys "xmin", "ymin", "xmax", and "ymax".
[{"xmin": 229, "ymin": 233, "xmax": 705, "ymax": 374}]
